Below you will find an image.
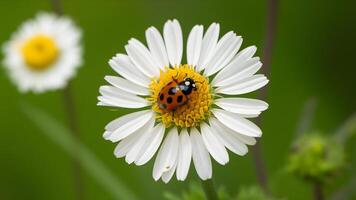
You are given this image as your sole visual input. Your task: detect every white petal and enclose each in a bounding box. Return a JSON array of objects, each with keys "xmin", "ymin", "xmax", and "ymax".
[
  {"xmin": 176, "ymin": 129, "xmax": 192, "ymax": 181},
  {"xmin": 197, "ymin": 23, "xmax": 220, "ymax": 71},
  {"xmin": 135, "ymin": 124, "xmax": 165, "ymax": 165},
  {"xmin": 201, "ymin": 123, "xmax": 229, "ymax": 165},
  {"xmin": 152, "ymin": 128, "xmax": 179, "ymax": 181},
  {"xmin": 161, "ymin": 159, "xmax": 177, "ymax": 183},
  {"xmin": 215, "ymin": 75, "xmax": 269, "ymax": 95},
  {"xmin": 125, "ymin": 119, "xmax": 155, "ymax": 164},
  {"xmin": 212, "ymin": 57, "xmax": 261, "ymax": 87},
  {"xmin": 212, "ymin": 117, "xmax": 257, "ymax": 146},
  {"xmin": 145, "ymin": 26, "xmax": 169, "ymax": 69},
  {"xmin": 204, "ymin": 32, "xmax": 242, "ymax": 76},
  {"xmin": 215, "ymin": 98, "xmax": 268, "ymax": 116},
  {"xmin": 212, "ymin": 109, "xmax": 262, "ymax": 137},
  {"xmin": 212, "ymin": 46, "xmax": 257, "ymax": 86},
  {"xmin": 97, "ymin": 95, "xmax": 147, "ymax": 109},
  {"xmin": 209, "ymin": 118, "xmax": 248, "ymax": 155},
  {"xmin": 191, "ymin": 128, "xmax": 212, "ymax": 180},
  {"xmin": 114, "ymin": 129, "xmax": 144, "ymax": 158},
  {"xmin": 125, "ymin": 38, "xmax": 160, "ymax": 78},
  {"xmin": 104, "ymin": 110, "xmax": 153, "ymax": 142},
  {"xmin": 163, "ymin": 19, "xmax": 183, "ymax": 66},
  {"xmin": 109, "ymin": 54, "xmax": 150, "ymax": 87},
  {"xmin": 234, "ymin": 46, "xmax": 257, "ymax": 62},
  {"xmin": 98, "ymin": 86, "xmax": 148, "ymax": 108},
  {"xmin": 187, "ymin": 25, "xmax": 203, "ymax": 67},
  {"xmin": 105, "ymin": 76, "xmax": 149, "ymax": 96}
]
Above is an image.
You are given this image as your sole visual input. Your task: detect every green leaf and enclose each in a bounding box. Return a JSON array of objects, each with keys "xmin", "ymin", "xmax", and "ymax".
[{"xmin": 21, "ymin": 102, "xmax": 138, "ymax": 200}]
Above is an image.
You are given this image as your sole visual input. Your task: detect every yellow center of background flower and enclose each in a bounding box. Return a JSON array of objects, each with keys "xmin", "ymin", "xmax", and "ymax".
[
  {"xmin": 21, "ymin": 34, "xmax": 59, "ymax": 70},
  {"xmin": 149, "ymin": 65, "xmax": 213, "ymax": 128}
]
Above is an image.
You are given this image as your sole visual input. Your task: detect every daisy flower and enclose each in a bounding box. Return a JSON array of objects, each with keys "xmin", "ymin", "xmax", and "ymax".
[
  {"xmin": 2, "ymin": 12, "xmax": 82, "ymax": 93},
  {"xmin": 98, "ymin": 19, "xmax": 269, "ymax": 183}
]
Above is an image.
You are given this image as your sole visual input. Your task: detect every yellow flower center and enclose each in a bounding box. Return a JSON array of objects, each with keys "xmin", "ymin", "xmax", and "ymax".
[
  {"xmin": 149, "ymin": 65, "xmax": 213, "ymax": 128},
  {"xmin": 21, "ymin": 34, "xmax": 59, "ymax": 70}
]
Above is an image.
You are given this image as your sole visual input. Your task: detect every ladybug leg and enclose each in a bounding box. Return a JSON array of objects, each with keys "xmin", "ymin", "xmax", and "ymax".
[
  {"xmin": 172, "ymin": 71, "xmax": 179, "ymax": 82},
  {"xmin": 172, "ymin": 76, "xmax": 177, "ymax": 83}
]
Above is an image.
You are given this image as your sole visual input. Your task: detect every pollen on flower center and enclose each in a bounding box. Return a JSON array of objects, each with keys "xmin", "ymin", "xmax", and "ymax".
[
  {"xmin": 149, "ymin": 65, "xmax": 213, "ymax": 128},
  {"xmin": 21, "ymin": 34, "xmax": 59, "ymax": 70}
]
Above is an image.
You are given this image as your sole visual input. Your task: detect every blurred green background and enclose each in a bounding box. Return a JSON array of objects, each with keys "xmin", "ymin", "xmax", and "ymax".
[{"xmin": 1, "ymin": 0, "xmax": 355, "ymax": 199}]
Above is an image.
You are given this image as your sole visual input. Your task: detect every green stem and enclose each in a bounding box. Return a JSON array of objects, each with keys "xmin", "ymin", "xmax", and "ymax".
[
  {"xmin": 201, "ymin": 179, "xmax": 219, "ymax": 200},
  {"xmin": 21, "ymin": 102, "xmax": 139, "ymax": 200},
  {"xmin": 313, "ymin": 182, "xmax": 324, "ymax": 200},
  {"xmin": 62, "ymin": 85, "xmax": 85, "ymax": 200},
  {"xmin": 251, "ymin": 0, "xmax": 279, "ymax": 193},
  {"xmin": 49, "ymin": 0, "xmax": 86, "ymax": 198}
]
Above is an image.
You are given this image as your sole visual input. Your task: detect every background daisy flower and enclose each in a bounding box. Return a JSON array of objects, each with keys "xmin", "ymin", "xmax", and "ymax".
[
  {"xmin": 98, "ymin": 19, "xmax": 269, "ymax": 183},
  {"xmin": 2, "ymin": 12, "xmax": 82, "ymax": 93}
]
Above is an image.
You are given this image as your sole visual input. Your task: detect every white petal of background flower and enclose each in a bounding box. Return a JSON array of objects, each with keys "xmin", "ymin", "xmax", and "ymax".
[
  {"xmin": 163, "ymin": 19, "xmax": 183, "ymax": 66},
  {"xmin": 191, "ymin": 128, "xmax": 212, "ymax": 180},
  {"xmin": 186, "ymin": 25, "xmax": 203, "ymax": 67},
  {"xmin": 176, "ymin": 129, "xmax": 192, "ymax": 181},
  {"xmin": 2, "ymin": 12, "xmax": 82, "ymax": 93},
  {"xmin": 212, "ymin": 109, "xmax": 262, "ymax": 137},
  {"xmin": 145, "ymin": 26, "xmax": 169, "ymax": 70},
  {"xmin": 197, "ymin": 23, "xmax": 220, "ymax": 71}
]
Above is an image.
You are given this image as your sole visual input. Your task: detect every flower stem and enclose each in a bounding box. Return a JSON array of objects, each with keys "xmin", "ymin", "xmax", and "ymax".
[
  {"xmin": 251, "ymin": 0, "xmax": 279, "ymax": 193},
  {"xmin": 62, "ymin": 84, "xmax": 85, "ymax": 200},
  {"xmin": 49, "ymin": 0, "xmax": 86, "ymax": 198},
  {"xmin": 201, "ymin": 179, "xmax": 219, "ymax": 200},
  {"xmin": 313, "ymin": 182, "xmax": 324, "ymax": 200},
  {"xmin": 50, "ymin": 0, "xmax": 63, "ymax": 15}
]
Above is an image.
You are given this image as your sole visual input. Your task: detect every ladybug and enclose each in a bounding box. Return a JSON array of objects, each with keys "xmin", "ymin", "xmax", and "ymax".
[{"xmin": 158, "ymin": 77, "xmax": 198, "ymax": 111}]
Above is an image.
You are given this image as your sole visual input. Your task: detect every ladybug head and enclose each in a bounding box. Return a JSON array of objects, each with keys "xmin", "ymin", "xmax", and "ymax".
[{"xmin": 183, "ymin": 78, "xmax": 197, "ymax": 89}]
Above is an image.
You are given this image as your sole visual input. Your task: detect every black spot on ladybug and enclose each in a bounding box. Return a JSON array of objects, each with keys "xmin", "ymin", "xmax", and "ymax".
[
  {"xmin": 168, "ymin": 87, "xmax": 177, "ymax": 95},
  {"xmin": 160, "ymin": 93, "xmax": 164, "ymax": 100},
  {"xmin": 167, "ymin": 97, "xmax": 173, "ymax": 104},
  {"xmin": 177, "ymin": 95, "xmax": 183, "ymax": 103}
]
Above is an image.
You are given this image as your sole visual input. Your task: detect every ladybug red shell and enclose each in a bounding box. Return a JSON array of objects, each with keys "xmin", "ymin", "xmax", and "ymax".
[{"xmin": 157, "ymin": 78, "xmax": 197, "ymax": 111}]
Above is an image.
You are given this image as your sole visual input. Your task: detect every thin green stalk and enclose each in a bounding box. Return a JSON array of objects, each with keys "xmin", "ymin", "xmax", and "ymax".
[
  {"xmin": 21, "ymin": 102, "xmax": 139, "ymax": 200},
  {"xmin": 201, "ymin": 179, "xmax": 219, "ymax": 200},
  {"xmin": 252, "ymin": 0, "xmax": 279, "ymax": 193},
  {"xmin": 295, "ymin": 98, "xmax": 317, "ymax": 136},
  {"xmin": 62, "ymin": 85, "xmax": 85, "ymax": 200},
  {"xmin": 313, "ymin": 182, "xmax": 324, "ymax": 200},
  {"xmin": 48, "ymin": 0, "xmax": 85, "ymax": 198}
]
